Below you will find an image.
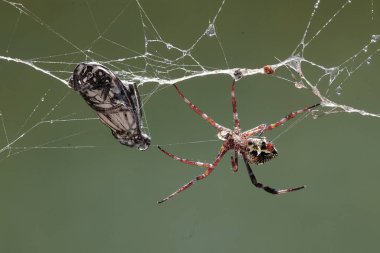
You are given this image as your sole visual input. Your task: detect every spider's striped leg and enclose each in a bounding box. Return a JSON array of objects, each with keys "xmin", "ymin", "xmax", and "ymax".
[
  {"xmin": 173, "ymin": 84, "xmax": 227, "ymax": 132},
  {"xmin": 158, "ymin": 146, "xmax": 213, "ymax": 168},
  {"xmin": 242, "ymin": 155, "xmax": 305, "ymax": 194},
  {"xmin": 242, "ymin": 124, "xmax": 267, "ymax": 138},
  {"xmin": 231, "ymin": 80, "xmax": 240, "ymax": 129},
  {"xmin": 158, "ymin": 148, "xmax": 227, "ymax": 204},
  {"xmin": 263, "ymin": 103, "xmax": 320, "ymax": 132},
  {"xmin": 258, "ymin": 124, "xmax": 267, "ymax": 136},
  {"xmin": 230, "ymin": 150, "xmax": 238, "ymax": 172}
]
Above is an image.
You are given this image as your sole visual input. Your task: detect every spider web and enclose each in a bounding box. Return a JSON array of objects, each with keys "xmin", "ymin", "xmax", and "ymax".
[{"xmin": 0, "ymin": 0, "xmax": 379, "ymax": 161}]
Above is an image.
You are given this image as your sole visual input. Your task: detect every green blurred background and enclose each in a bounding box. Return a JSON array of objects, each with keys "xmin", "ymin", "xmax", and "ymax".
[{"xmin": 1, "ymin": 0, "xmax": 380, "ymax": 252}]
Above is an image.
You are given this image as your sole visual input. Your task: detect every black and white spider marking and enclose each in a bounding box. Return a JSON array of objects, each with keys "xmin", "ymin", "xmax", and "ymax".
[{"xmin": 69, "ymin": 62, "xmax": 151, "ymax": 151}]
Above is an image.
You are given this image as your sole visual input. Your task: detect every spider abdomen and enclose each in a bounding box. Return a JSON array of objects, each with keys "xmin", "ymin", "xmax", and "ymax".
[{"xmin": 246, "ymin": 137, "xmax": 278, "ymax": 165}]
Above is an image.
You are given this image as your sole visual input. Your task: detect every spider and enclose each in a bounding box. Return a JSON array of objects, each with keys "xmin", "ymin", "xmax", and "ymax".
[{"xmin": 157, "ymin": 80, "xmax": 320, "ymax": 204}]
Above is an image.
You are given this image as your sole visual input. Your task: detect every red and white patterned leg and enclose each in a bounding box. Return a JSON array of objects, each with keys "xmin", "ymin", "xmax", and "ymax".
[
  {"xmin": 231, "ymin": 80, "xmax": 240, "ymax": 129},
  {"xmin": 173, "ymin": 84, "xmax": 227, "ymax": 131},
  {"xmin": 264, "ymin": 103, "xmax": 320, "ymax": 132},
  {"xmin": 242, "ymin": 124, "xmax": 267, "ymax": 138},
  {"xmin": 158, "ymin": 148, "xmax": 227, "ymax": 204},
  {"xmin": 158, "ymin": 146, "xmax": 213, "ymax": 168}
]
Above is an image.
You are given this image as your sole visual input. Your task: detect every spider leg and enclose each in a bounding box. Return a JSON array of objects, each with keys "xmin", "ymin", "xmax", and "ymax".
[
  {"xmin": 263, "ymin": 103, "xmax": 320, "ymax": 132},
  {"xmin": 242, "ymin": 104, "xmax": 319, "ymax": 138},
  {"xmin": 173, "ymin": 84, "xmax": 227, "ymax": 132},
  {"xmin": 230, "ymin": 150, "xmax": 238, "ymax": 172},
  {"xmin": 242, "ymin": 155, "xmax": 305, "ymax": 194},
  {"xmin": 231, "ymin": 80, "xmax": 240, "ymax": 129},
  {"xmin": 158, "ymin": 148, "xmax": 227, "ymax": 204},
  {"xmin": 158, "ymin": 146, "xmax": 213, "ymax": 168},
  {"xmin": 242, "ymin": 124, "xmax": 267, "ymax": 138},
  {"xmin": 258, "ymin": 124, "xmax": 267, "ymax": 136}
]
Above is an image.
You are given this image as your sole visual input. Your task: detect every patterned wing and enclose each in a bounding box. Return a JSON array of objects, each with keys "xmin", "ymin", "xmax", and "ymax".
[{"xmin": 69, "ymin": 62, "xmax": 151, "ymax": 150}]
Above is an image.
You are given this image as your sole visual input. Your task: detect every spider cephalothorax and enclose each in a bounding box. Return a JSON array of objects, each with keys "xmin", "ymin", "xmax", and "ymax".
[{"xmin": 157, "ymin": 79, "xmax": 319, "ymax": 203}]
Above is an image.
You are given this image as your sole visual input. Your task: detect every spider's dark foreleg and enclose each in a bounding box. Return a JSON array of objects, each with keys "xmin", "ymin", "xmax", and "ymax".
[
  {"xmin": 158, "ymin": 148, "xmax": 227, "ymax": 204},
  {"xmin": 230, "ymin": 150, "xmax": 238, "ymax": 172},
  {"xmin": 242, "ymin": 155, "xmax": 305, "ymax": 194}
]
